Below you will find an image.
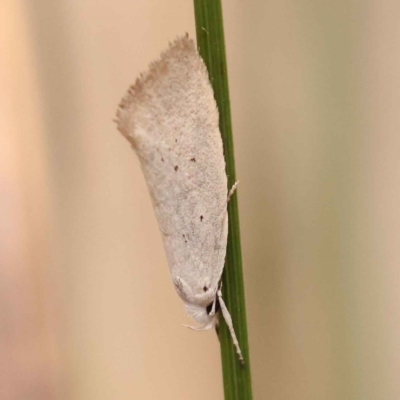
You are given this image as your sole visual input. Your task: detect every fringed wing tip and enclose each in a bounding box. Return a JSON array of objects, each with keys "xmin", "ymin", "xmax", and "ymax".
[{"xmin": 115, "ymin": 34, "xmax": 197, "ymax": 142}]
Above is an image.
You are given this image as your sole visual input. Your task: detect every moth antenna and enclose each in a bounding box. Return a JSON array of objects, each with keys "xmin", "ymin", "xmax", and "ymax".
[{"xmin": 217, "ymin": 289, "xmax": 244, "ymax": 365}]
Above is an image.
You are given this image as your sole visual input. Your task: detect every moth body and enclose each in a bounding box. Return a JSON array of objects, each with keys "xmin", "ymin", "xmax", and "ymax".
[{"xmin": 116, "ymin": 35, "xmax": 243, "ymax": 363}]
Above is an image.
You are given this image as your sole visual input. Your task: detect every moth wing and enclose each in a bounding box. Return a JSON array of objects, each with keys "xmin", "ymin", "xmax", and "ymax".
[{"xmin": 116, "ymin": 36, "xmax": 228, "ymax": 303}]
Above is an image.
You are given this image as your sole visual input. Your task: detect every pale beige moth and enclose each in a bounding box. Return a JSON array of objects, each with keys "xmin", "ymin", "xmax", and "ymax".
[{"xmin": 115, "ymin": 35, "xmax": 243, "ymax": 362}]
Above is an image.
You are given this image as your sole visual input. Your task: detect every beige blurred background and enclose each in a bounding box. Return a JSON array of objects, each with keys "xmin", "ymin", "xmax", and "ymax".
[{"xmin": 2, "ymin": 0, "xmax": 400, "ymax": 399}]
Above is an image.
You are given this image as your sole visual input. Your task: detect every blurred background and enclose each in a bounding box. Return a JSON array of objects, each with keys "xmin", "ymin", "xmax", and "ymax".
[{"xmin": 1, "ymin": 0, "xmax": 400, "ymax": 399}]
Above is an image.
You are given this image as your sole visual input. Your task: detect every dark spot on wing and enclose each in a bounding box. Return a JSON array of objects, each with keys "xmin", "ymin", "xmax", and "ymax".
[
  {"xmin": 203, "ymin": 286, "xmax": 208, "ymax": 292},
  {"xmin": 175, "ymin": 139, "xmax": 178, "ymax": 143},
  {"xmin": 161, "ymin": 157, "xmax": 164, "ymax": 162},
  {"xmin": 182, "ymin": 234, "xmax": 187, "ymax": 243},
  {"xmin": 190, "ymin": 158, "xmax": 196, "ymax": 162},
  {"xmin": 174, "ymin": 165, "xmax": 178, "ymax": 171},
  {"xmin": 200, "ymin": 215, "xmax": 203, "ymax": 222}
]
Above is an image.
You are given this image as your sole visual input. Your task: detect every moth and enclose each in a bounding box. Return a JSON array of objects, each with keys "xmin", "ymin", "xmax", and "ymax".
[{"xmin": 115, "ymin": 34, "xmax": 243, "ymax": 362}]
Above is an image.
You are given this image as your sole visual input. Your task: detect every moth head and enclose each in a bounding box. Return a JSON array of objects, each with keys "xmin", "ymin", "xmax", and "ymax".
[{"xmin": 184, "ymin": 298, "xmax": 220, "ymax": 330}]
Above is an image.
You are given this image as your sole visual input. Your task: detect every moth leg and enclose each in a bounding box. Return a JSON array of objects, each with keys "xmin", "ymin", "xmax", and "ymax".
[
  {"xmin": 217, "ymin": 288, "xmax": 244, "ymax": 365},
  {"xmin": 183, "ymin": 322, "xmax": 215, "ymax": 331},
  {"xmin": 227, "ymin": 181, "xmax": 239, "ymax": 203},
  {"xmin": 208, "ymin": 296, "xmax": 218, "ymax": 316}
]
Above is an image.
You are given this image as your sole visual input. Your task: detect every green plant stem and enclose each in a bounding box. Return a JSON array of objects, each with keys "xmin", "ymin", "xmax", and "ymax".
[{"xmin": 193, "ymin": 2, "xmax": 253, "ymax": 399}]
